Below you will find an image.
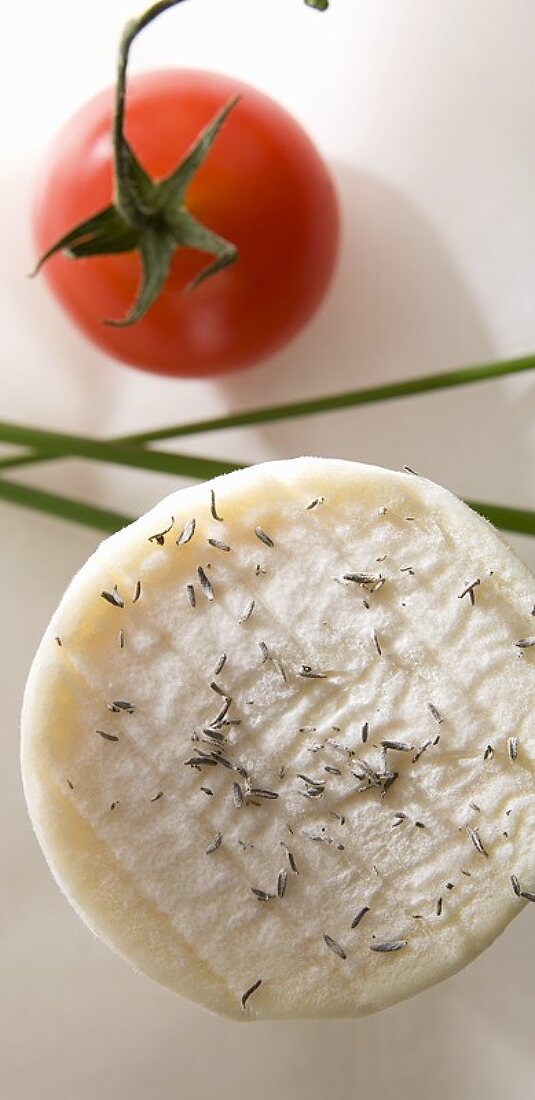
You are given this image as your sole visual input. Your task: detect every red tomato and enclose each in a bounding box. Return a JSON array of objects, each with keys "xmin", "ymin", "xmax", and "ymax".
[{"xmin": 33, "ymin": 70, "xmax": 339, "ymax": 378}]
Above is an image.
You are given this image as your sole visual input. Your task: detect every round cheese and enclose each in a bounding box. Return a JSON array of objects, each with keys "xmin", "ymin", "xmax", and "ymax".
[{"xmin": 21, "ymin": 458, "xmax": 535, "ymax": 1019}]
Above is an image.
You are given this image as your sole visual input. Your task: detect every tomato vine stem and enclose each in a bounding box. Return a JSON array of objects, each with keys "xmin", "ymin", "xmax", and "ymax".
[{"xmin": 114, "ymin": 2, "xmax": 189, "ymax": 227}]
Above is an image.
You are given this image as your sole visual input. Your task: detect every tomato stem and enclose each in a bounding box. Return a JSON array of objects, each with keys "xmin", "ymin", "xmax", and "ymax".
[
  {"xmin": 113, "ymin": 1, "xmax": 189, "ymax": 227},
  {"xmin": 34, "ymin": 0, "xmax": 239, "ymax": 324}
]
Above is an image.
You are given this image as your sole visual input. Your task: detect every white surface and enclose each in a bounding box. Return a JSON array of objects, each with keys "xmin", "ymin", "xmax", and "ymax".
[{"xmin": 1, "ymin": 0, "xmax": 534, "ymax": 1096}]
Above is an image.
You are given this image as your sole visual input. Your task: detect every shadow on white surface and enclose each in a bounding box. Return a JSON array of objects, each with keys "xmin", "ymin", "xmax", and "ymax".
[
  {"xmin": 219, "ymin": 160, "xmax": 494, "ymax": 412},
  {"xmin": 216, "ymin": 163, "xmax": 533, "ymax": 514}
]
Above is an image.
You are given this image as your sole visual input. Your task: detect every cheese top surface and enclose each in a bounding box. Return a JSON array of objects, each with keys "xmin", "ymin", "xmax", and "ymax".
[{"xmin": 21, "ymin": 458, "xmax": 535, "ymax": 1019}]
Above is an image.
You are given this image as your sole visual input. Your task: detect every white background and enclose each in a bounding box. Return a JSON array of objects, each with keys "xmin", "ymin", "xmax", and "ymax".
[{"xmin": 1, "ymin": 1, "xmax": 534, "ymax": 1098}]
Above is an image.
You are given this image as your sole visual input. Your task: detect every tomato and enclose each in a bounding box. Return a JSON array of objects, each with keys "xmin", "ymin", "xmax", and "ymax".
[{"xmin": 33, "ymin": 70, "xmax": 339, "ymax": 378}]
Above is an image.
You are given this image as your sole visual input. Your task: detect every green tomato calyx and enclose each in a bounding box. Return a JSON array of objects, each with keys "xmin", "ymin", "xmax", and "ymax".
[{"xmin": 33, "ymin": 1, "xmax": 238, "ymax": 326}]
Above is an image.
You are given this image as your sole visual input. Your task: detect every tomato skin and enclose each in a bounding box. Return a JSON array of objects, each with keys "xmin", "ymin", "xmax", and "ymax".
[{"xmin": 33, "ymin": 70, "xmax": 339, "ymax": 378}]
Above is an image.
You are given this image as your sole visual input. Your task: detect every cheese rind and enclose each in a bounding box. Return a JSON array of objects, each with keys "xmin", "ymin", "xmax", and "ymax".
[{"xmin": 21, "ymin": 458, "xmax": 535, "ymax": 1019}]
